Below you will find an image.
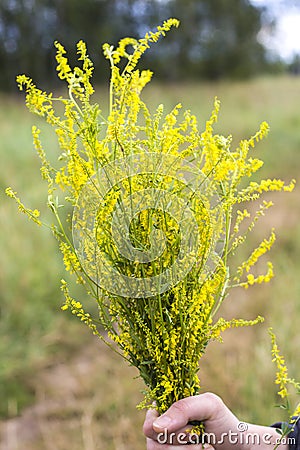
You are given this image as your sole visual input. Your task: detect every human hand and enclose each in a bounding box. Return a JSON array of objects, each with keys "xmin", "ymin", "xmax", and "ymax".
[
  {"xmin": 143, "ymin": 392, "xmax": 289, "ymax": 449},
  {"xmin": 143, "ymin": 392, "xmax": 238, "ymax": 449}
]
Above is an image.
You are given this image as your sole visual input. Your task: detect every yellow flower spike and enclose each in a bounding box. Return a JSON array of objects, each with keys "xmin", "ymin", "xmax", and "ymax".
[
  {"xmin": 211, "ymin": 316, "xmax": 264, "ymax": 341},
  {"xmin": 241, "ymin": 262, "xmax": 274, "ymax": 289},
  {"xmin": 54, "ymin": 41, "xmax": 72, "ymax": 82},
  {"xmin": 5, "ymin": 188, "xmax": 42, "ymax": 225},
  {"xmin": 32, "ymin": 126, "xmax": 55, "ymax": 194},
  {"xmin": 60, "ymin": 242, "xmax": 81, "ymax": 274},
  {"xmin": 269, "ymin": 328, "xmax": 300, "ymax": 439},
  {"xmin": 236, "ymin": 230, "xmax": 276, "ymax": 278},
  {"xmin": 248, "ymin": 121, "xmax": 270, "ymax": 148},
  {"xmin": 233, "ymin": 209, "xmax": 251, "ymax": 234},
  {"xmin": 111, "ymin": 37, "xmax": 138, "ymax": 65},
  {"xmin": 124, "ymin": 18, "xmax": 179, "ymax": 75},
  {"xmin": 292, "ymin": 403, "xmax": 300, "ymax": 419}
]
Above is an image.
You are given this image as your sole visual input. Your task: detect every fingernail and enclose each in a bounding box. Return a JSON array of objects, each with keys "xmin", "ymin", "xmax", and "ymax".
[{"xmin": 153, "ymin": 415, "xmax": 172, "ymax": 430}]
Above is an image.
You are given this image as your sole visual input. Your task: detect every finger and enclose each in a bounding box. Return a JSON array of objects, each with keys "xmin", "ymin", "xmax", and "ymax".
[
  {"xmin": 144, "ymin": 408, "xmax": 200, "ymax": 443},
  {"xmin": 143, "ymin": 408, "xmax": 160, "ymax": 439},
  {"xmin": 152, "ymin": 393, "xmax": 218, "ymax": 432},
  {"xmin": 152, "ymin": 393, "xmax": 235, "ymax": 434},
  {"xmin": 143, "ymin": 409, "xmax": 200, "ymax": 440}
]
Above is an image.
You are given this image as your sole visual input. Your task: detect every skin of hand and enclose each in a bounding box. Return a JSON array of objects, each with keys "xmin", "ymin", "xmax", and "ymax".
[{"xmin": 143, "ymin": 393, "xmax": 289, "ymax": 450}]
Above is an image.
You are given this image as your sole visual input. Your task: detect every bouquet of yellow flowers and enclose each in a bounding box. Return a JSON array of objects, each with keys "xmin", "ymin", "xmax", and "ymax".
[{"xmin": 7, "ymin": 19, "xmax": 295, "ymax": 414}]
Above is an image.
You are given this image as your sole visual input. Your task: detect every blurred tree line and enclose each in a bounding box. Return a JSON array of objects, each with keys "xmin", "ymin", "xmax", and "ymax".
[{"xmin": 0, "ymin": 0, "xmax": 282, "ymax": 91}]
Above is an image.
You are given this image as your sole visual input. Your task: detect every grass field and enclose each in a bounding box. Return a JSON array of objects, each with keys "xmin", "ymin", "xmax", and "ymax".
[{"xmin": 1, "ymin": 75, "xmax": 300, "ymax": 449}]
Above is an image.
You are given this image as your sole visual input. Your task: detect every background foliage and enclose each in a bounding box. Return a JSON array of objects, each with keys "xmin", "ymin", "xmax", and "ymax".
[{"xmin": 0, "ymin": 0, "xmax": 284, "ymax": 90}]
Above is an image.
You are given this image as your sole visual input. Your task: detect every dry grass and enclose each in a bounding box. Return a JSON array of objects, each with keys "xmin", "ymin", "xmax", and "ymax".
[{"xmin": 0, "ymin": 333, "xmax": 145, "ymax": 450}]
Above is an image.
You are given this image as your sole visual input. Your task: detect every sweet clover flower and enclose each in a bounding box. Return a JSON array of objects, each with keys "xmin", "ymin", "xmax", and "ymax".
[{"xmin": 8, "ymin": 19, "xmax": 295, "ymax": 414}]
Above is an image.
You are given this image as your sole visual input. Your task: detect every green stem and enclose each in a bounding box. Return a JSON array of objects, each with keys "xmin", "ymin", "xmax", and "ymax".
[{"xmin": 69, "ymin": 87, "xmax": 84, "ymax": 118}]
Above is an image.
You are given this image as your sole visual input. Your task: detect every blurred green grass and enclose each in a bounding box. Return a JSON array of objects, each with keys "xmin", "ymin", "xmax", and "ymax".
[
  {"xmin": 0, "ymin": 75, "xmax": 300, "ymax": 445},
  {"xmin": 0, "ymin": 94, "xmax": 88, "ymax": 417}
]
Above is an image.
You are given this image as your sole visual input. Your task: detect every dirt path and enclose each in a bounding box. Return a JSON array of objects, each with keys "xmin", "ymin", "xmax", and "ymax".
[{"xmin": 0, "ymin": 337, "xmax": 145, "ymax": 450}]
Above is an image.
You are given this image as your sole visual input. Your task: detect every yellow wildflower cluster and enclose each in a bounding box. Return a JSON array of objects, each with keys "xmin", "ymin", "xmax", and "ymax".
[
  {"xmin": 210, "ymin": 316, "xmax": 264, "ymax": 341},
  {"xmin": 60, "ymin": 280, "xmax": 98, "ymax": 334},
  {"xmin": 5, "ymin": 187, "xmax": 41, "ymax": 225},
  {"xmin": 269, "ymin": 329, "xmax": 300, "ymax": 448},
  {"xmin": 60, "ymin": 242, "xmax": 82, "ymax": 274},
  {"xmin": 269, "ymin": 328, "xmax": 299, "ymax": 399},
  {"xmin": 9, "ymin": 19, "xmax": 295, "ymax": 414}
]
